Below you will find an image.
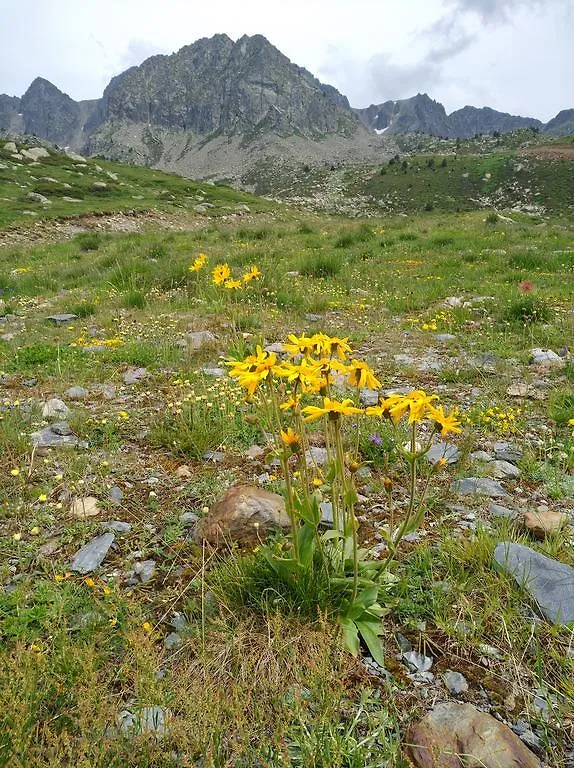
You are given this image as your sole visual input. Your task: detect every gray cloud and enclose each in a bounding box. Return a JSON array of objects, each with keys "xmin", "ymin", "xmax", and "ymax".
[{"xmin": 449, "ymin": 0, "xmax": 560, "ymax": 21}]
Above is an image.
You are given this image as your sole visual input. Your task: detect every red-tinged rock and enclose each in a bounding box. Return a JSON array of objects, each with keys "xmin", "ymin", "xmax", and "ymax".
[
  {"xmin": 407, "ymin": 702, "xmax": 541, "ymax": 768},
  {"xmin": 193, "ymin": 485, "xmax": 291, "ymax": 547}
]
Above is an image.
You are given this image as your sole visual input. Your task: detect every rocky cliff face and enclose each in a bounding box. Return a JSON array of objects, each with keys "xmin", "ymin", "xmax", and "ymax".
[
  {"xmin": 356, "ymin": 96, "xmax": 543, "ymax": 138},
  {"xmin": 99, "ymin": 34, "xmax": 357, "ymax": 138}
]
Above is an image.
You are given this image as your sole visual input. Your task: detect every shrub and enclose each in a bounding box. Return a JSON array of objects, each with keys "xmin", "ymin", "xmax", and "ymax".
[
  {"xmin": 75, "ymin": 232, "xmax": 103, "ymax": 252},
  {"xmin": 504, "ymin": 295, "xmax": 552, "ymax": 325},
  {"xmin": 299, "ymin": 254, "xmax": 342, "ymax": 278}
]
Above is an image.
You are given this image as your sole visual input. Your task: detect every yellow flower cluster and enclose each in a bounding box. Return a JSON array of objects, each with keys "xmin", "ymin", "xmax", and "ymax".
[
  {"xmin": 189, "ymin": 253, "xmax": 208, "ymax": 272},
  {"xmin": 213, "ymin": 262, "xmax": 261, "ymax": 289},
  {"xmin": 463, "ymin": 404, "xmax": 521, "ymax": 434},
  {"xmin": 227, "ymin": 333, "xmax": 460, "ymax": 434},
  {"xmin": 71, "ymin": 335, "xmax": 124, "ymax": 348},
  {"xmin": 11, "ymin": 267, "xmax": 32, "ymax": 275}
]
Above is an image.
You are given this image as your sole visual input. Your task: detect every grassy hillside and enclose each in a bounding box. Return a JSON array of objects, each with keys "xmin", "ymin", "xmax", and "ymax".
[
  {"xmin": 356, "ymin": 149, "xmax": 574, "ymax": 215},
  {"xmin": 0, "ymin": 139, "xmax": 272, "ymax": 229}
]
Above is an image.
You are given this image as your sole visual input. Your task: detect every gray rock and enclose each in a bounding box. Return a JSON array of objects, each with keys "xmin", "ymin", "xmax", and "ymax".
[
  {"xmin": 47, "ymin": 313, "xmax": 78, "ymax": 325},
  {"xmin": 118, "ymin": 706, "xmax": 168, "ymax": 737},
  {"xmin": 179, "ymin": 511, "xmax": 198, "ymax": 525},
  {"xmin": 394, "ymin": 353, "xmax": 414, "ymax": 366},
  {"xmin": 530, "ymin": 348, "xmax": 564, "ymax": 366},
  {"xmin": 319, "ymin": 501, "xmax": 333, "ymax": 526},
  {"xmin": 304, "ymin": 313, "xmax": 321, "ymax": 322},
  {"xmin": 493, "ymin": 442, "xmax": 523, "ymax": 463},
  {"xmin": 435, "ymin": 333, "xmax": 455, "ymax": 342},
  {"xmin": 402, "ymin": 651, "xmax": 433, "ymax": 674},
  {"xmin": 470, "ymin": 450, "xmax": 493, "ymax": 463},
  {"xmin": 42, "ymin": 397, "xmax": 70, "ymax": 419},
  {"xmin": 31, "ymin": 422, "xmax": 87, "ymax": 448},
  {"xmin": 26, "ymin": 191, "xmax": 50, "ymax": 204},
  {"xmin": 134, "ymin": 559, "xmax": 156, "ymax": 583},
  {"xmin": 170, "ymin": 612, "xmax": 189, "ymax": 632},
  {"xmin": 425, "ymin": 442, "xmax": 460, "ymax": 465},
  {"xmin": 489, "ymin": 503, "xmax": 517, "ymax": 520},
  {"xmin": 203, "ymin": 450, "xmax": 225, "ymax": 463},
  {"xmin": 245, "ymin": 444, "xmax": 265, "ymax": 460},
  {"xmin": 164, "ymin": 632, "xmax": 182, "ymax": 650},
  {"xmin": 442, "ymin": 670, "xmax": 469, "ymax": 694},
  {"xmin": 123, "ymin": 367, "xmax": 148, "ymax": 385},
  {"xmin": 264, "ymin": 342, "xmax": 286, "ymax": 354},
  {"xmin": 493, "ymin": 542, "xmax": 574, "ymax": 624},
  {"xmin": 92, "ymin": 181, "xmax": 107, "ymax": 190},
  {"xmin": 70, "ymin": 533, "xmax": 115, "ymax": 574},
  {"xmin": 64, "ymin": 150, "xmax": 86, "ymax": 162},
  {"xmin": 102, "ymin": 520, "xmax": 131, "ymax": 533},
  {"xmin": 65, "ymin": 386, "xmax": 89, "ymax": 400},
  {"xmin": 304, "ymin": 446, "xmax": 328, "ymax": 466},
  {"xmin": 451, "ymin": 477, "xmax": 509, "ymax": 497},
  {"xmin": 488, "ymin": 459, "xmax": 521, "ymax": 479},
  {"xmin": 21, "ymin": 147, "xmax": 50, "ymax": 161},
  {"xmin": 109, "ymin": 485, "xmax": 123, "ymax": 504},
  {"xmin": 200, "ymin": 366, "xmax": 225, "ymax": 377},
  {"xmin": 184, "ymin": 330, "xmax": 217, "ymax": 350},
  {"xmin": 359, "ymin": 388, "xmax": 380, "ymax": 407},
  {"xmin": 3, "ymin": 141, "xmax": 17, "ymax": 153}
]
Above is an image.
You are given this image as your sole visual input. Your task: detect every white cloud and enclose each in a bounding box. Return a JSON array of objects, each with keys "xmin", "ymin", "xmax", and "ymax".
[{"xmin": 0, "ymin": 0, "xmax": 571, "ymax": 120}]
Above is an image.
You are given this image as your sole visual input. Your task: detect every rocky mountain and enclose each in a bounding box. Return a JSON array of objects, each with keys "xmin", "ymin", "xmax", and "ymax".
[
  {"xmin": 0, "ymin": 34, "xmax": 571, "ymax": 185},
  {"xmin": 544, "ymin": 109, "xmax": 574, "ymax": 137},
  {"xmin": 355, "ymin": 95, "xmax": 544, "ymax": 138}
]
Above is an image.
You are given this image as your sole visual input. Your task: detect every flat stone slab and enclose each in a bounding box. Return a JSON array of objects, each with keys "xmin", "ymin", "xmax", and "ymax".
[
  {"xmin": 31, "ymin": 422, "xmax": 87, "ymax": 448},
  {"xmin": 47, "ymin": 313, "xmax": 77, "ymax": 325},
  {"xmin": 451, "ymin": 477, "xmax": 509, "ymax": 497},
  {"xmin": 70, "ymin": 533, "xmax": 115, "ymax": 574},
  {"xmin": 426, "ymin": 442, "xmax": 460, "ymax": 465},
  {"xmin": 493, "ymin": 541, "xmax": 574, "ymax": 624}
]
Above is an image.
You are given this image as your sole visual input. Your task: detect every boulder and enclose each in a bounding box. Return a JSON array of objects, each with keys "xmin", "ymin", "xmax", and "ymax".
[
  {"xmin": 493, "ymin": 541, "xmax": 574, "ymax": 624},
  {"xmin": 524, "ymin": 509, "xmax": 569, "ymax": 538},
  {"xmin": 21, "ymin": 147, "xmax": 50, "ymax": 160},
  {"xmin": 407, "ymin": 701, "xmax": 541, "ymax": 767},
  {"xmin": 194, "ymin": 485, "xmax": 291, "ymax": 546},
  {"xmin": 529, "ymin": 348, "xmax": 564, "ymax": 367},
  {"xmin": 451, "ymin": 477, "xmax": 509, "ymax": 497},
  {"xmin": 42, "ymin": 397, "xmax": 70, "ymax": 419}
]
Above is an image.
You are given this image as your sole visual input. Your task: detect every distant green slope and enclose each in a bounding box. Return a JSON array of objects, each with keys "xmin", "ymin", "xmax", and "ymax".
[
  {"xmin": 356, "ymin": 149, "xmax": 574, "ymax": 215},
  {"xmin": 0, "ymin": 140, "xmax": 272, "ymax": 229}
]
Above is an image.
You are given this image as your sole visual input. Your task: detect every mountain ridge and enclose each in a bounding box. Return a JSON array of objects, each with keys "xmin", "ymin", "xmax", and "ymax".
[{"xmin": 0, "ymin": 34, "xmax": 571, "ymax": 185}]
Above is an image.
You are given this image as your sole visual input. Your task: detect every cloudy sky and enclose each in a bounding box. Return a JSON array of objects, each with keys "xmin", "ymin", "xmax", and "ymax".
[{"xmin": 0, "ymin": 0, "xmax": 572, "ymax": 121}]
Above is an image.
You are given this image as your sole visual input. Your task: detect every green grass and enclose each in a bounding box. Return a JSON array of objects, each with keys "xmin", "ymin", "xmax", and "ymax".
[{"xmin": 1, "ymin": 152, "xmax": 573, "ymax": 766}]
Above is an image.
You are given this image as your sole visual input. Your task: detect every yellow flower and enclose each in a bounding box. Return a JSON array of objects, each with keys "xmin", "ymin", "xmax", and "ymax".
[
  {"xmin": 280, "ymin": 394, "xmax": 301, "ymax": 411},
  {"xmin": 280, "ymin": 427, "xmax": 301, "ymax": 449},
  {"xmin": 10, "ymin": 468, "xmax": 20, "ymax": 476},
  {"xmin": 303, "ymin": 397, "xmax": 362, "ymax": 422},
  {"xmin": 30, "ymin": 526, "xmax": 40, "ymax": 535},
  {"xmin": 428, "ymin": 404, "xmax": 462, "ymax": 436},
  {"xmin": 224, "ymin": 278, "xmax": 243, "ymax": 290},
  {"xmin": 569, "ymin": 418, "xmax": 574, "ymax": 426},
  {"xmin": 142, "ymin": 621, "xmax": 153, "ymax": 633},
  {"xmin": 311, "ymin": 333, "xmax": 352, "ymax": 361},
  {"xmin": 212, "ymin": 263, "xmax": 231, "ymax": 285},
  {"xmin": 389, "ymin": 390, "xmax": 439, "ymax": 424},
  {"xmin": 54, "ymin": 574, "xmax": 65, "ymax": 582},
  {"xmin": 312, "ymin": 477, "xmax": 324, "ymax": 487},
  {"xmin": 435, "ymin": 457, "xmax": 448, "ymax": 469},
  {"xmin": 283, "ymin": 333, "xmax": 317, "ymax": 358},
  {"xmin": 189, "ymin": 253, "xmax": 208, "ymax": 272},
  {"xmin": 13, "ymin": 532, "xmax": 22, "ymax": 542},
  {"xmin": 84, "ymin": 577, "xmax": 96, "ymax": 588},
  {"xmin": 37, "ymin": 493, "xmax": 48, "ymax": 503},
  {"xmin": 338, "ymin": 359, "xmax": 381, "ymax": 390},
  {"xmin": 242, "ymin": 265, "xmax": 261, "ymax": 282}
]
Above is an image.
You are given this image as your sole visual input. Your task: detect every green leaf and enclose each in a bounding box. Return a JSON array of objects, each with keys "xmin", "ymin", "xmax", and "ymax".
[
  {"xmin": 297, "ymin": 522, "xmax": 316, "ymax": 568},
  {"xmin": 339, "ymin": 616, "xmax": 360, "ymax": 657},
  {"xmin": 321, "ymin": 529, "xmax": 345, "ymax": 542},
  {"xmin": 356, "ymin": 619, "xmax": 386, "ymax": 667}
]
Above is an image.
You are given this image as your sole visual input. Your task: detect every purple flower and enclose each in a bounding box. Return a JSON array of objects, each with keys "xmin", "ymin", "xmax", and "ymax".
[{"xmin": 369, "ymin": 433, "xmax": 383, "ymax": 447}]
